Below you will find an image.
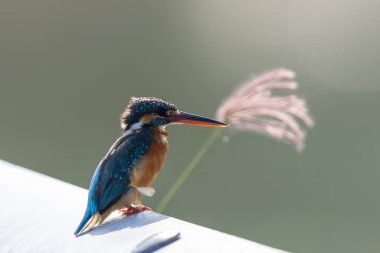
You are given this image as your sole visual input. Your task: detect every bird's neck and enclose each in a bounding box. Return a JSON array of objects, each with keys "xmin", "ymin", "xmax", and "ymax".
[
  {"xmin": 151, "ymin": 126, "xmax": 169, "ymax": 146},
  {"xmin": 157, "ymin": 126, "xmax": 169, "ymax": 136}
]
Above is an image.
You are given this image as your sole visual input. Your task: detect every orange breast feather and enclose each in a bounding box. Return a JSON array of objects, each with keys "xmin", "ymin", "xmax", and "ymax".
[{"xmin": 132, "ymin": 129, "xmax": 168, "ymax": 187}]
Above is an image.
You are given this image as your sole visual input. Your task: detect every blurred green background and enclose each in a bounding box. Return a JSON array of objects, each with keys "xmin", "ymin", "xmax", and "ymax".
[{"xmin": 1, "ymin": 1, "xmax": 379, "ymax": 252}]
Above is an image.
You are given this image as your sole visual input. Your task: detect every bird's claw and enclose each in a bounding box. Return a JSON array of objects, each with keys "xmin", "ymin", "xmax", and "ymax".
[{"xmin": 121, "ymin": 205, "xmax": 152, "ymax": 217}]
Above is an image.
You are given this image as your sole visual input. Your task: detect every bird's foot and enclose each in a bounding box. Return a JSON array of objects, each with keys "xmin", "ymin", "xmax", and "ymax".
[{"xmin": 121, "ymin": 205, "xmax": 153, "ymax": 217}]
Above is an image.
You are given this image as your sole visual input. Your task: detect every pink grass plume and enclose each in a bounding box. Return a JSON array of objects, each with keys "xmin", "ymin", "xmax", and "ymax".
[{"xmin": 216, "ymin": 68, "xmax": 314, "ymax": 152}]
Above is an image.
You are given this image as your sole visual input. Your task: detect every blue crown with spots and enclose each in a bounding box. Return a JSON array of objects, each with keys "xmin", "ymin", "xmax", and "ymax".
[{"xmin": 120, "ymin": 97, "xmax": 177, "ymax": 130}]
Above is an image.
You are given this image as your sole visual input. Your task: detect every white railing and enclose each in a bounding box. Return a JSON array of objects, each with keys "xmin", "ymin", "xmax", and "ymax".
[{"xmin": 0, "ymin": 160, "xmax": 285, "ymax": 253}]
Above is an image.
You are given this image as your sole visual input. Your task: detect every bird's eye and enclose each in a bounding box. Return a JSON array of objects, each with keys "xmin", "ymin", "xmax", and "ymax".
[{"xmin": 166, "ymin": 110, "xmax": 177, "ymax": 117}]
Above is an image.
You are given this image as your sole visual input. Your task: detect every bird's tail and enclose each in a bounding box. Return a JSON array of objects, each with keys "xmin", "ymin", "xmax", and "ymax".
[{"xmin": 74, "ymin": 208, "xmax": 99, "ymax": 237}]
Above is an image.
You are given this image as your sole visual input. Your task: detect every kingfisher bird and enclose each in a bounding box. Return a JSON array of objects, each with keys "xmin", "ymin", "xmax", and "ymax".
[{"xmin": 74, "ymin": 97, "xmax": 227, "ymax": 236}]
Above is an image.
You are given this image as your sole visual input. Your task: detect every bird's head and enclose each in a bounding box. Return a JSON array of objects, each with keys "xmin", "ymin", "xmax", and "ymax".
[{"xmin": 120, "ymin": 97, "xmax": 227, "ymax": 131}]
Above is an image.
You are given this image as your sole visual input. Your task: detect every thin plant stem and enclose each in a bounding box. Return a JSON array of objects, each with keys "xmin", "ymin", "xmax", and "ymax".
[{"xmin": 156, "ymin": 128, "xmax": 222, "ymax": 213}]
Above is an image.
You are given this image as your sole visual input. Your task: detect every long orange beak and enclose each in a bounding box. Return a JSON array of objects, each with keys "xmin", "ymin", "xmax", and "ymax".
[{"xmin": 170, "ymin": 111, "xmax": 228, "ymax": 127}]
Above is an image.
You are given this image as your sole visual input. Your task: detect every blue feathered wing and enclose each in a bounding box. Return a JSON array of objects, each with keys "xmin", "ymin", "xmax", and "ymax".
[{"xmin": 74, "ymin": 128, "xmax": 153, "ymax": 235}]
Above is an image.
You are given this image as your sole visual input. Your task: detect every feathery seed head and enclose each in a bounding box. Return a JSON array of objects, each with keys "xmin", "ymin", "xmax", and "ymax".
[{"xmin": 216, "ymin": 69, "xmax": 314, "ymax": 152}]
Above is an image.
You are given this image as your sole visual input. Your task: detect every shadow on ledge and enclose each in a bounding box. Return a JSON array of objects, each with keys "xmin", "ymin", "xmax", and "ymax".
[{"xmin": 85, "ymin": 211, "xmax": 168, "ymax": 236}]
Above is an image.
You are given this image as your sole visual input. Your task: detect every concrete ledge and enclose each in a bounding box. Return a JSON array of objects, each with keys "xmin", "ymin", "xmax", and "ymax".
[{"xmin": 0, "ymin": 160, "xmax": 285, "ymax": 253}]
